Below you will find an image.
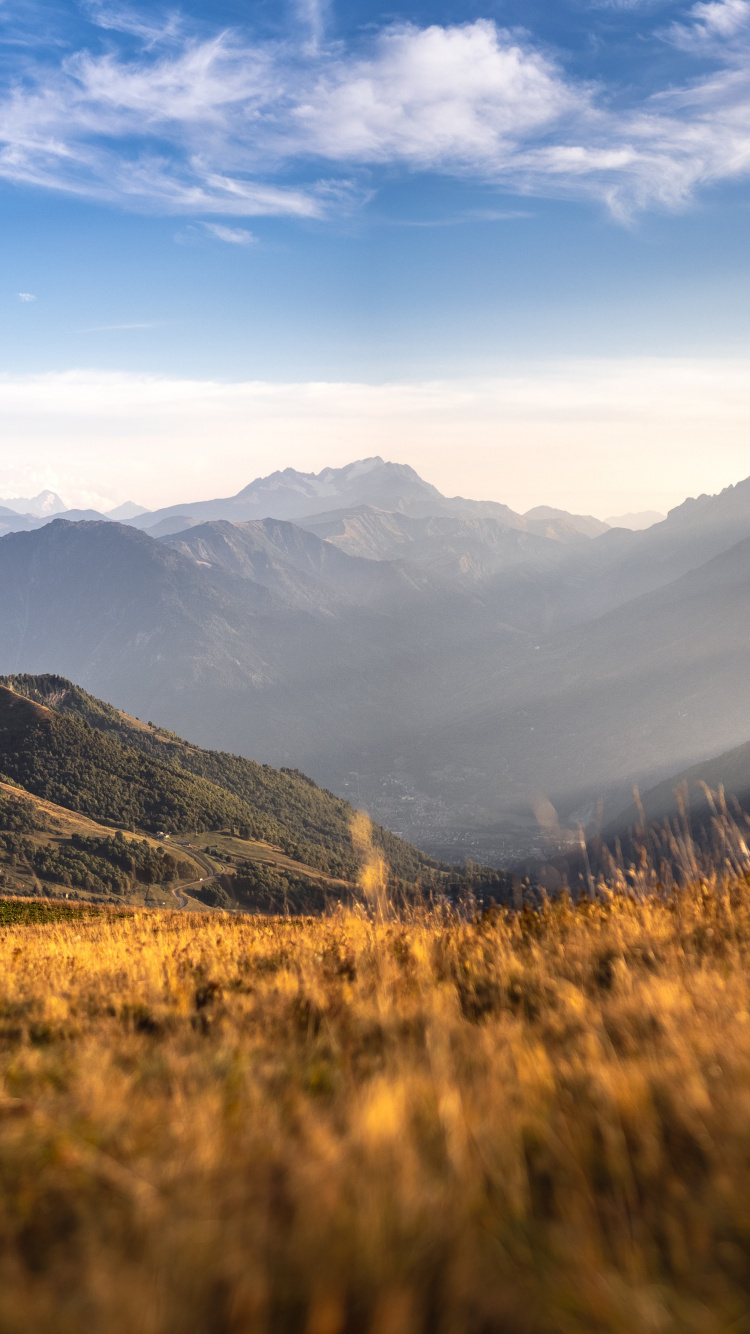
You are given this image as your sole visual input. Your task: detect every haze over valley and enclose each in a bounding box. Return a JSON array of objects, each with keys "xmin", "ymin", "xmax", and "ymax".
[{"xmin": 2, "ymin": 456, "xmax": 750, "ymax": 866}]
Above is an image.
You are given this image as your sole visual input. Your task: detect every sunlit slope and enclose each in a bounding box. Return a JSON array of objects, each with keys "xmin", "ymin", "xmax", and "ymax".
[
  {"xmin": 0, "ymin": 772, "xmax": 357, "ymax": 912},
  {"xmin": 0, "ymin": 779, "xmax": 206, "ymax": 906},
  {"xmin": 0, "ymin": 677, "xmax": 433, "ymax": 880}
]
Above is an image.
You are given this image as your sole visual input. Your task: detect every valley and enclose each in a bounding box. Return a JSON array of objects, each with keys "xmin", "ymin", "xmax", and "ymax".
[{"xmin": 3, "ymin": 458, "xmax": 750, "ymax": 864}]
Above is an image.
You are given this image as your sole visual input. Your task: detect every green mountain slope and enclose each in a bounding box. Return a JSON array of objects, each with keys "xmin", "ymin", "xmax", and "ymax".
[{"xmin": 0, "ymin": 676, "xmax": 434, "ymax": 880}]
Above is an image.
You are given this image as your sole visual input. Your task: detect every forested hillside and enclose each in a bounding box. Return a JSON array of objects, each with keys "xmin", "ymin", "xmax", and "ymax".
[
  {"xmin": 0, "ymin": 677, "xmax": 433, "ymax": 880},
  {"xmin": 0, "ymin": 780, "xmax": 207, "ymax": 905}
]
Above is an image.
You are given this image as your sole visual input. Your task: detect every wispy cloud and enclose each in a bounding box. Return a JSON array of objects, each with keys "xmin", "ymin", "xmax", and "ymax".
[
  {"xmin": 82, "ymin": 321, "xmax": 158, "ymax": 331},
  {"xmin": 382, "ymin": 208, "xmax": 532, "ymax": 228},
  {"xmin": 694, "ymin": 0, "xmax": 750, "ymax": 35},
  {"xmin": 669, "ymin": 0, "xmax": 750, "ymax": 47},
  {"xmin": 201, "ymin": 222, "xmax": 256, "ymax": 243},
  {"xmin": 0, "ymin": 11, "xmax": 750, "ymax": 219},
  {"xmin": 294, "ymin": 0, "xmax": 330, "ymax": 51},
  {"xmin": 17, "ymin": 291, "xmax": 36, "ymax": 301},
  {"xmin": 81, "ymin": 1, "xmax": 182, "ymax": 45}
]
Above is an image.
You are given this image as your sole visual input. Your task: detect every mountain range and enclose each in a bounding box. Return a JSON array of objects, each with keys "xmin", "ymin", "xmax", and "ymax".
[
  {"xmin": 0, "ymin": 460, "xmax": 621, "ymax": 541},
  {"xmin": 0, "ymin": 493, "xmax": 146, "ymax": 536},
  {"xmin": 1, "ymin": 457, "xmax": 750, "ymax": 862}
]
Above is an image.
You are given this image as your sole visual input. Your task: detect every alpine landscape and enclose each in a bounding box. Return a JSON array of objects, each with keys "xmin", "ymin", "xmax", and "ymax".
[
  {"xmin": 2, "ymin": 0, "xmax": 750, "ymax": 1329},
  {"xmin": 3, "ymin": 457, "xmax": 750, "ymax": 866}
]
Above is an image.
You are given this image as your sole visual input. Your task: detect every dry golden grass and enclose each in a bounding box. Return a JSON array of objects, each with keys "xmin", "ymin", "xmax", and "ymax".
[{"xmin": 2, "ymin": 884, "xmax": 750, "ymax": 1333}]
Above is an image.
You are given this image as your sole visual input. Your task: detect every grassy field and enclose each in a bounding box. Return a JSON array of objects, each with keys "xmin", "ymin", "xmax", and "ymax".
[{"xmin": 2, "ymin": 883, "xmax": 750, "ymax": 1332}]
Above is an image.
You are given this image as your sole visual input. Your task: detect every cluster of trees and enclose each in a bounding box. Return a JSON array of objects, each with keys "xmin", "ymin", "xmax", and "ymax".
[
  {"xmin": 221, "ymin": 860, "xmax": 333, "ymax": 915},
  {"xmin": 1, "ymin": 675, "xmax": 437, "ymax": 880},
  {"xmin": 0, "ymin": 789, "xmax": 45, "ymax": 833}
]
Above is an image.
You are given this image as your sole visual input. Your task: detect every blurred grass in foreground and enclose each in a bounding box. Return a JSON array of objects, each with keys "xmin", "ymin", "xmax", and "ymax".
[{"xmin": 2, "ymin": 885, "xmax": 750, "ymax": 1332}]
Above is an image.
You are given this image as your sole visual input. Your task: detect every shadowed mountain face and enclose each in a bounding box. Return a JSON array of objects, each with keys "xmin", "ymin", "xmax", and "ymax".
[
  {"xmin": 0, "ymin": 519, "xmax": 447, "ymax": 778},
  {"xmin": 297, "ymin": 508, "xmax": 587, "ymax": 571},
  {"xmin": 571, "ymin": 475, "xmax": 750, "ymax": 613},
  {"xmin": 608, "ymin": 731, "xmax": 750, "ymax": 838},
  {"xmin": 166, "ymin": 518, "xmax": 413, "ymax": 609},
  {"xmin": 2, "ymin": 464, "xmax": 750, "ymax": 863},
  {"xmin": 400, "ymin": 534, "xmax": 750, "ymax": 852}
]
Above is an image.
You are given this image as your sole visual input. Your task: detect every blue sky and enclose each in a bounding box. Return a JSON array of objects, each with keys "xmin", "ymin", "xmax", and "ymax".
[{"xmin": 0, "ymin": 0, "xmax": 749, "ymax": 513}]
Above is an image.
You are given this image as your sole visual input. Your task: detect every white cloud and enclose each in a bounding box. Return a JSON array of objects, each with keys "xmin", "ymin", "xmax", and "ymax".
[
  {"xmin": 670, "ymin": 0, "xmax": 750, "ymax": 46},
  {"xmin": 291, "ymin": 23, "xmax": 579, "ymax": 167},
  {"xmin": 17, "ymin": 291, "xmax": 36, "ymax": 301},
  {"xmin": 693, "ymin": 0, "xmax": 750, "ymax": 34},
  {"xmin": 82, "ymin": 2, "xmax": 183, "ymax": 45},
  {"xmin": 0, "ymin": 14, "xmax": 749, "ymax": 218},
  {"xmin": 294, "ymin": 0, "xmax": 330, "ymax": 50},
  {"xmin": 0, "ymin": 31, "xmax": 326, "ymax": 216},
  {"xmin": 0, "ymin": 361, "xmax": 749, "ymax": 518},
  {"xmin": 201, "ymin": 222, "xmax": 256, "ymax": 243}
]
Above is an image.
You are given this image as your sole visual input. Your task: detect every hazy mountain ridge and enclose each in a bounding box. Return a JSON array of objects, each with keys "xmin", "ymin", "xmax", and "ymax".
[
  {"xmin": 298, "ymin": 507, "xmax": 583, "ymax": 576},
  {"xmin": 405, "ymin": 532, "xmax": 750, "ymax": 852},
  {"xmin": 0, "ymin": 459, "xmax": 610, "ymax": 546},
  {"xmin": 133, "ymin": 458, "xmax": 611, "ymax": 541},
  {"xmin": 608, "ymin": 734, "xmax": 750, "ymax": 835},
  {"xmin": 130, "ymin": 458, "xmax": 458, "ymax": 528},
  {"xmin": 605, "ymin": 510, "xmax": 665, "ymax": 530},
  {"xmin": 164, "ymin": 517, "xmax": 418, "ymax": 610},
  {"xmin": 0, "ymin": 507, "xmax": 110, "ymax": 537},
  {"xmin": 2, "ymin": 461, "xmax": 750, "ymax": 862}
]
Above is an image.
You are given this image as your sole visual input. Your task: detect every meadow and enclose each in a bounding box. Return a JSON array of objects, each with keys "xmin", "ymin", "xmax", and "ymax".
[{"xmin": 1, "ymin": 879, "xmax": 750, "ymax": 1333}]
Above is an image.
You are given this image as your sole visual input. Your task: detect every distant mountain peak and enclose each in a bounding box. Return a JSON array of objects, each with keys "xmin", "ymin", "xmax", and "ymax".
[
  {"xmin": 235, "ymin": 457, "xmax": 393, "ymax": 502},
  {"xmin": 0, "ymin": 489, "xmax": 67, "ymax": 517},
  {"xmin": 131, "ymin": 456, "xmax": 451, "ymax": 529},
  {"xmin": 124, "ymin": 455, "xmax": 622, "ymax": 544},
  {"xmin": 665, "ymin": 474, "xmax": 750, "ymax": 527},
  {"xmin": 523, "ymin": 505, "xmax": 610, "ymax": 540},
  {"xmin": 106, "ymin": 500, "xmax": 148, "ymax": 521},
  {"xmin": 604, "ymin": 510, "xmax": 665, "ymax": 531}
]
